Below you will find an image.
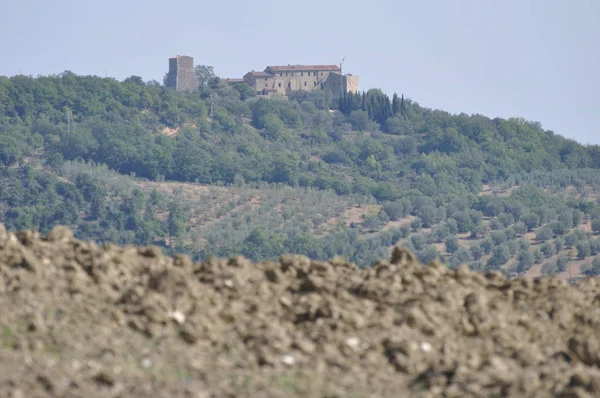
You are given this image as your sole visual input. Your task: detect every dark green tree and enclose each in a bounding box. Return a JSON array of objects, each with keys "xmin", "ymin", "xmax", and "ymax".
[
  {"xmin": 445, "ymin": 235, "xmax": 460, "ymax": 254},
  {"xmin": 194, "ymin": 65, "xmax": 216, "ymax": 87},
  {"xmin": 168, "ymin": 202, "xmax": 185, "ymax": 245},
  {"xmin": 517, "ymin": 250, "xmax": 534, "ymax": 273}
]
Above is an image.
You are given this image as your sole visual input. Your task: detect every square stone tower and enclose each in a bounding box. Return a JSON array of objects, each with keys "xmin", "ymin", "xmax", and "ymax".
[{"xmin": 165, "ymin": 55, "xmax": 198, "ymax": 92}]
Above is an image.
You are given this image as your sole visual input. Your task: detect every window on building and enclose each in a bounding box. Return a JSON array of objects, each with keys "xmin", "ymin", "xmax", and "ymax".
[
  {"xmin": 280, "ymin": 73, "xmax": 282, "ymax": 76},
  {"xmin": 304, "ymin": 81, "xmax": 307, "ymax": 86},
  {"xmin": 265, "ymin": 83, "xmax": 268, "ymax": 87},
  {"xmin": 278, "ymin": 82, "xmax": 281, "ymax": 87},
  {"xmin": 314, "ymin": 81, "xmax": 317, "ymax": 86},
  {"xmin": 286, "ymin": 73, "xmax": 288, "ymax": 76},
  {"xmin": 301, "ymin": 72, "xmax": 303, "ymax": 76}
]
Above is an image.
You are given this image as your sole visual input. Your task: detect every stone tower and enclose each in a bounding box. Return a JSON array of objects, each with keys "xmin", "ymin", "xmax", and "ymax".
[{"xmin": 165, "ymin": 55, "xmax": 198, "ymax": 92}]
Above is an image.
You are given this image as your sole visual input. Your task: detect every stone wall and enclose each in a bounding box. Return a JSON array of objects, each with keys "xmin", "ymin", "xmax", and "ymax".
[
  {"xmin": 166, "ymin": 56, "xmax": 198, "ymax": 92},
  {"xmin": 242, "ymin": 65, "xmax": 359, "ymax": 97},
  {"xmin": 243, "ymin": 72, "xmax": 275, "ymax": 93},
  {"xmin": 267, "ymin": 69, "xmax": 333, "ymax": 95},
  {"xmin": 324, "ymin": 72, "xmax": 343, "ymax": 95},
  {"xmin": 346, "ymin": 74, "xmax": 359, "ymax": 94},
  {"xmin": 322, "ymin": 73, "xmax": 360, "ymax": 96}
]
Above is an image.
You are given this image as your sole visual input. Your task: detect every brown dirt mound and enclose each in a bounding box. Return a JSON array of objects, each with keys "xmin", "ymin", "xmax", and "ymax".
[{"xmin": 1, "ymin": 224, "xmax": 600, "ymax": 398}]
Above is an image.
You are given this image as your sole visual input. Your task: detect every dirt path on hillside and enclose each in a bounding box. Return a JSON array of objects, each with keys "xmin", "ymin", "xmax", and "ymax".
[{"xmin": 1, "ymin": 224, "xmax": 599, "ymax": 397}]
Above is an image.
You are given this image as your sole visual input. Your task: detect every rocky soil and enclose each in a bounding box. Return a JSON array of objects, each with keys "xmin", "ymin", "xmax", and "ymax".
[{"xmin": 1, "ymin": 224, "xmax": 600, "ymax": 398}]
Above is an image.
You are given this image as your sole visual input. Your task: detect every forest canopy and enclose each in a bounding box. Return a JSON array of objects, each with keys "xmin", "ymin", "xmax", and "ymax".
[{"xmin": 1, "ymin": 71, "xmax": 600, "ymax": 276}]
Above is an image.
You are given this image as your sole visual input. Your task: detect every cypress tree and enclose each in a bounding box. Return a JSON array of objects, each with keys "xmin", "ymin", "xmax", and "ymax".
[
  {"xmin": 349, "ymin": 92, "xmax": 359, "ymax": 113},
  {"xmin": 392, "ymin": 93, "xmax": 399, "ymax": 116},
  {"xmin": 368, "ymin": 95, "xmax": 376, "ymax": 120},
  {"xmin": 400, "ymin": 94, "xmax": 406, "ymax": 119},
  {"xmin": 361, "ymin": 92, "xmax": 367, "ymax": 112}
]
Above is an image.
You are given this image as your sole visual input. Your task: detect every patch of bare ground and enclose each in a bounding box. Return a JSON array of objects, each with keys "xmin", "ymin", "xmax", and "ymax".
[
  {"xmin": 561, "ymin": 184, "xmax": 599, "ymax": 202},
  {"xmin": 135, "ymin": 180, "xmax": 212, "ymax": 196},
  {"xmin": 380, "ymin": 216, "xmax": 415, "ymax": 232},
  {"xmin": 249, "ymin": 196, "xmax": 262, "ymax": 209},
  {"xmin": 561, "ymin": 260, "xmax": 585, "ymax": 279},
  {"xmin": 162, "ymin": 126, "xmax": 179, "ymax": 136},
  {"xmin": 527, "ymin": 262, "xmax": 544, "ymax": 278},
  {"xmin": 316, "ymin": 206, "xmax": 375, "ymax": 238},
  {"xmin": 344, "ymin": 206, "xmax": 369, "ymax": 226},
  {"xmin": 432, "ymin": 242, "xmax": 446, "ymax": 255},
  {"xmin": 478, "ymin": 184, "xmax": 493, "ymax": 196},
  {"xmin": 477, "ymin": 184, "xmax": 519, "ymax": 198},
  {"xmin": 579, "ymin": 222, "xmax": 593, "ymax": 233},
  {"xmin": 1, "ymin": 225, "xmax": 600, "ymax": 397},
  {"xmin": 524, "ymin": 251, "xmax": 588, "ymax": 280},
  {"xmin": 161, "ymin": 123, "xmax": 197, "ymax": 137},
  {"xmin": 524, "ymin": 231, "xmax": 538, "ymax": 243},
  {"xmin": 480, "ymin": 182, "xmax": 600, "ymax": 203}
]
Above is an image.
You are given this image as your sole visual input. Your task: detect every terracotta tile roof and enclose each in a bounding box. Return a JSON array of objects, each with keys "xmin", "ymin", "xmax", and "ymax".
[
  {"xmin": 225, "ymin": 78, "xmax": 244, "ymax": 83},
  {"xmin": 245, "ymin": 71, "xmax": 273, "ymax": 77},
  {"xmin": 266, "ymin": 65, "xmax": 341, "ymax": 72}
]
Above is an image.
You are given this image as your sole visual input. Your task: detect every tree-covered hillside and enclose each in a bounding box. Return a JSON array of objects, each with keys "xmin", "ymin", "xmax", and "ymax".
[{"xmin": 1, "ymin": 71, "xmax": 600, "ymax": 277}]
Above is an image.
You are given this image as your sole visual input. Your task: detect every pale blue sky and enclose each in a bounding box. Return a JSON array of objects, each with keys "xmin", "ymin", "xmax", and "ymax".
[{"xmin": 1, "ymin": 0, "xmax": 598, "ymax": 144}]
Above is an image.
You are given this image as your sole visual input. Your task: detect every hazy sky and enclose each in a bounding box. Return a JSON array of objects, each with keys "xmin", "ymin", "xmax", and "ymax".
[{"xmin": 1, "ymin": 0, "xmax": 598, "ymax": 144}]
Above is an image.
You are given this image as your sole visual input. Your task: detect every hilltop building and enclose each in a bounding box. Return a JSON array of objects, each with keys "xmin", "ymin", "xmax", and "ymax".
[
  {"xmin": 236, "ymin": 64, "xmax": 359, "ymax": 97},
  {"xmin": 165, "ymin": 55, "xmax": 198, "ymax": 92},
  {"xmin": 164, "ymin": 56, "xmax": 359, "ymax": 97}
]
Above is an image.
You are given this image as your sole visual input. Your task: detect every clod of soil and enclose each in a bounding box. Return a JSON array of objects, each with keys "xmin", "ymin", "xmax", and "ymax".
[{"xmin": 1, "ymin": 224, "xmax": 600, "ymax": 397}]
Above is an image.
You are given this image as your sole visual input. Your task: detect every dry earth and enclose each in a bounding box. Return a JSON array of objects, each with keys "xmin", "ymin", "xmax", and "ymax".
[{"xmin": 1, "ymin": 224, "xmax": 600, "ymax": 398}]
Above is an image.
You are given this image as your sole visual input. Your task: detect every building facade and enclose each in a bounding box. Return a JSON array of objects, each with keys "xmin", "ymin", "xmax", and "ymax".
[
  {"xmin": 239, "ymin": 64, "xmax": 359, "ymax": 96},
  {"xmin": 165, "ymin": 56, "xmax": 198, "ymax": 92},
  {"xmin": 164, "ymin": 57, "xmax": 360, "ymax": 97}
]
